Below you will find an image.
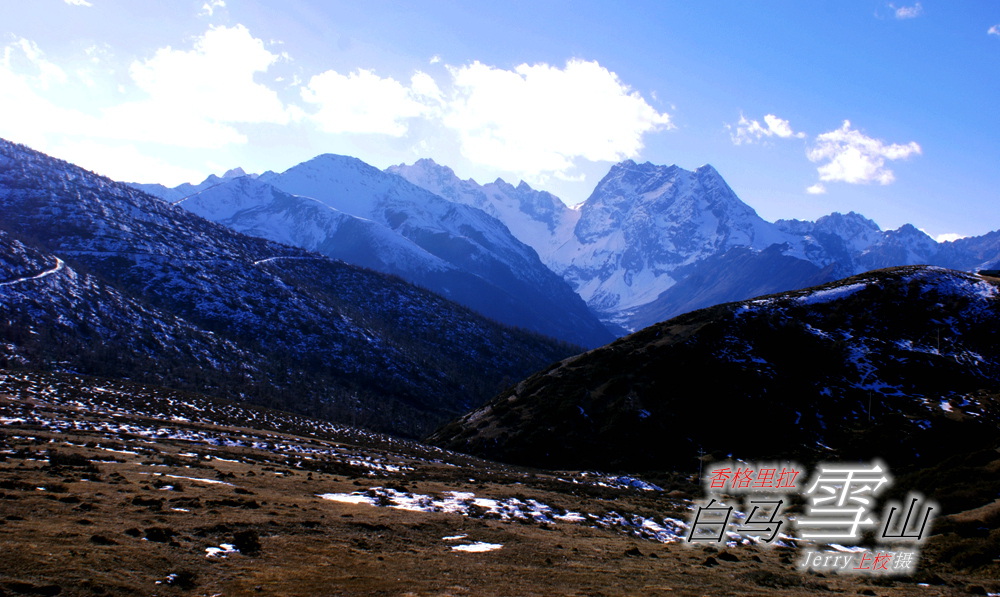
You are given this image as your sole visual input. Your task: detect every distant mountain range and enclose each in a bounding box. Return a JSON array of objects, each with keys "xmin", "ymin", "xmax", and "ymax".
[
  {"xmin": 138, "ymin": 155, "xmax": 611, "ymax": 348},
  {"xmin": 392, "ymin": 159, "xmax": 1000, "ymax": 333},
  {"xmin": 0, "ymin": 138, "xmax": 577, "ymax": 437},
  {"xmin": 431, "ymin": 266, "xmax": 1000, "ymax": 472},
  {"xmin": 141, "ymin": 154, "xmax": 1000, "ymax": 340}
]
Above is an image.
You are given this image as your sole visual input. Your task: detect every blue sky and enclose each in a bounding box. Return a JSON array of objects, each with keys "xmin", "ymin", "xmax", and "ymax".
[{"xmin": 2, "ymin": 1, "xmax": 998, "ymax": 240}]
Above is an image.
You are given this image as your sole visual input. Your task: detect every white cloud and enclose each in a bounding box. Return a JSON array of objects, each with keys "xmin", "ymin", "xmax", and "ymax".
[
  {"xmin": 0, "ymin": 39, "xmax": 87, "ymax": 148},
  {"xmin": 49, "ymin": 140, "xmax": 206, "ymax": 185},
  {"xmin": 890, "ymin": 3, "xmax": 923, "ymax": 19},
  {"xmin": 410, "ymin": 71, "xmax": 443, "ymax": 103},
  {"xmin": 729, "ymin": 113, "xmax": 805, "ymax": 145},
  {"xmin": 989, "ymin": 25, "xmax": 1000, "ymax": 37},
  {"xmin": 806, "ymin": 183, "xmax": 827, "ymax": 195},
  {"xmin": 935, "ymin": 233, "xmax": 965, "ymax": 243},
  {"xmin": 200, "ymin": 0, "xmax": 225, "ymax": 17},
  {"xmin": 0, "ymin": 27, "xmax": 669, "ymax": 187},
  {"xmin": 64, "ymin": 0, "xmax": 93, "ymax": 6},
  {"xmin": 3, "ymin": 38, "xmax": 68, "ymax": 89},
  {"xmin": 301, "ymin": 69, "xmax": 431, "ymax": 136},
  {"xmin": 127, "ymin": 25, "xmax": 288, "ymax": 123},
  {"xmin": 298, "ymin": 59, "xmax": 670, "ymax": 182},
  {"xmin": 807, "ymin": 120, "xmax": 921, "ymax": 185},
  {"xmin": 430, "ymin": 55, "xmax": 442, "ymax": 64},
  {"xmin": 441, "ymin": 59, "xmax": 671, "ymax": 180},
  {"xmin": 97, "ymin": 24, "xmax": 291, "ymax": 147},
  {"xmin": 0, "ymin": 26, "xmax": 292, "ymax": 182}
]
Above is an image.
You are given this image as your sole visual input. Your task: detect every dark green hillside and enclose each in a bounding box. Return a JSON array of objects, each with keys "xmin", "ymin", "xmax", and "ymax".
[
  {"xmin": 432, "ymin": 266, "xmax": 1000, "ymax": 472},
  {"xmin": 0, "ymin": 138, "xmax": 576, "ymax": 437}
]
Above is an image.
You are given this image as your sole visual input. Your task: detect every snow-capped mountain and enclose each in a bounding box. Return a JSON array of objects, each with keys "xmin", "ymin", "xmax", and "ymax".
[
  {"xmin": 386, "ymin": 159, "xmax": 579, "ymax": 266},
  {"xmin": 550, "ymin": 161, "xmax": 799, "ymax": 324},
  {"xmin": 393, "ymin": 159, "xmax": 804, "ymax": 332},
  {"xmin": 180, "ymin": 176, "xmax": 457, "ymax": 277},
  {"xmin": 166, "ymin": 154, "xmax": 612, "ymax": 347},
  {"xmin": 0, "ymin": 138, "xmax": 579, "ymax": 437},
  {"xmin": 395, "ymin": 158, "xmax": 1000, "ymax": 334},
  {"xmin": 130, "ymin": 167, "xmax": 252, "ymax": 203}
]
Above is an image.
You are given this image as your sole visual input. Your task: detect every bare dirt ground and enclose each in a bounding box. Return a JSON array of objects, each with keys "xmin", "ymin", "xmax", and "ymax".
[{"xmin": 0, "ymin": 371, "xmax": 996, "ymax": 597}]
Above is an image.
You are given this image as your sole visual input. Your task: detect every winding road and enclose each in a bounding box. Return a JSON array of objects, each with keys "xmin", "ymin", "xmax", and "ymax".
[{"xmin": 0, "ymin": 257, "xmax": 65, "ymax": 287}]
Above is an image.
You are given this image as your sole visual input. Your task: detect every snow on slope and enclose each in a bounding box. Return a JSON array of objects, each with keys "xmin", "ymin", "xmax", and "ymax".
[
  {"xmin": 179, "ymin": 154, "xmax": 612, "ymax": 347},
  {"xmin": 387, "ymin": 159, "xmax": 581, "ymax": 267},
  {"xmin": 181, "ymin": 177, "xmax": 455, "ymax": 276},
  {"xmin": 395, "ymin": 158, "xmax": 994, "ymax": 334}
]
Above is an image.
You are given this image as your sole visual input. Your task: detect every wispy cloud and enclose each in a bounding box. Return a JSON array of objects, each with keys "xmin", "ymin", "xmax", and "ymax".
[
  {"xmin": 989, "ymin": 25, "xmax": 1000, "ymax": 37},
  {"xmin": 889, "ymin": 3, "xmax": 923, "ymax": 19},
  {"xmin": 807, "ymin": 120, "xmax": 921, "ymax": 186},
  {"xmin": 0, "ymin": 25, "xmax": 294, "ymax": 181},
  {"xmin": 806, "ymin": 183, "xmax": 827, "ymax": 195},
  {"xmin": 64, "ymin": 0, "xmax": 93, "ymax": 6},
  {"xmin": 200, "ymin": 0, "xmax": 225, "ymax": 17},
  {"xmin": 728, "ymin": 113, "xmax": 805, "ymax": 145}
]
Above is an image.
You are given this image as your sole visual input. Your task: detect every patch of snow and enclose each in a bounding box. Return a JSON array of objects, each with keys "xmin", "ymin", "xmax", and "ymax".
[
  {"xmin": 796, "ymin": 282, "xmax": 866, "ymax": 305},
  {"xmin": 205, "ymin": 543, "xmax": 238, "ymax": 558},
  {"xmin": 165, "ymin": 474, "xmax": 234, "ymax": 486},
  {"xmin": 451, "ymin": 541, "xmax": 502, "ymax": 552},
  {"xmin": 316, "ymin": 493, "xmax": 375, "ymax": 505}
]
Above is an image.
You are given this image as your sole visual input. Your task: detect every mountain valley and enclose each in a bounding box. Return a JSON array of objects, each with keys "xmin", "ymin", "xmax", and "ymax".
[{"xmin": 2, "ymin": 138, "xmax": 1000, "ymax": 592}]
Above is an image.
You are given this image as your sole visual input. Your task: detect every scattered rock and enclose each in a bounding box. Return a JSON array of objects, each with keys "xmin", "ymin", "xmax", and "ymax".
[
  {"xmin": 143, "ymin": 527, "xmax": 177, "ymax": 543},
  {"xmin": 130, "ymin": 496, "xmax": 163, "ymax": 510},
  {"xmin": 165, "ymin": 571, "xmax": 197, "ymax": 590},
  {"xmin": 233, "ymin": 529, "xmax": 261, "ymax": 555}
]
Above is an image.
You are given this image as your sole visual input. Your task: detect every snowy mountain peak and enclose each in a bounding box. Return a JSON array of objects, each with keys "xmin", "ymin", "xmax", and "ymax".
[
  {"xmin": 222, "ymin": 167, "xmax": 249, "ymax": 179},
  {"xmin": 815, "ymin": 211, "xmax": 883, "ymax": 236},
  {"xmin": 387, "ymin": 158, "xmax": 475, "ymax": 191},
  {"xmin": 694, "ymin": 163, "xmax": 722, "ymax": 178},
  {"xmin": 307, "ymin": 153, "xmax": 372, "ymax": 172}
]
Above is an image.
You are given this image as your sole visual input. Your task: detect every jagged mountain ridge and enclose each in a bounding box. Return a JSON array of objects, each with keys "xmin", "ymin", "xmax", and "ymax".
[
  {"xmin": 393, "ymin": 158, "xmax": 1000, "ymax": 333},
  {"xmin": 431, "ymin": 266, "xmax": 1000, "ymax": 472},
  {"xmin": 150, "ymin": 155, "xmax": 611, "ymax": 347},
  {"xmin": 385, "ymin": 159, "xmax": 579, "ymax": 268},
  {"xmin": 0, "ymin": 138, "xmax": 577, "ymax": 437},
  {"xmin": 130, "ymin": 167, "xmax": 252, "ymax": 203}
]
